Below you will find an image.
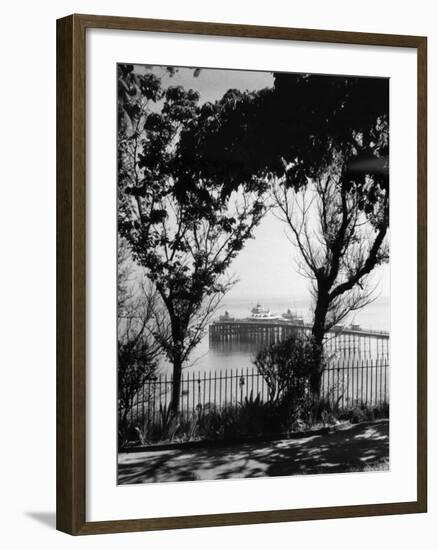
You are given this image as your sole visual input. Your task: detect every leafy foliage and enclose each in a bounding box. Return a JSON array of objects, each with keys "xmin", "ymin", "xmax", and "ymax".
[
  {"xmin": 117, "ymin": 65, "xmax": 269, "ymax": 413},
  {"xmin": 117, "ymin": 66, "xmax": 389, "ymax": 413},
  {"xmin": 188, "ymin": 73, "xmax": 389, "ymax": 397},
  {"xmin": 117, "ymin": 238, "xmax": 161, "ymax": 441},
  {"xmin": 135, "ymin": 398, "xmax": 288, "ymax": 444},
  {"xmin": 253, "ymin": 334, "xmax": 315, "ymax": 415},
  {"xmin": 180, "ymin": 74, "xmax": 388, "ymax": 208}
]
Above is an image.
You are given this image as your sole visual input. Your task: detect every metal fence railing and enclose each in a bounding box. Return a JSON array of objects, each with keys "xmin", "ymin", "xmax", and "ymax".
[{"xmin": 126, "ymin": 355, "xmax": 389, "ymax": 426}]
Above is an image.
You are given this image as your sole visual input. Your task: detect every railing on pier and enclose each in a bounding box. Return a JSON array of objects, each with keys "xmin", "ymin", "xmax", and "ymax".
[{"xmin": 209, "ymin": 320, "xmax": 389, "ymax": 358}]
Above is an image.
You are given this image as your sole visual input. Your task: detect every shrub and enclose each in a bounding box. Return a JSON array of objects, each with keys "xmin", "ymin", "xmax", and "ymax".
[
  {"xmin": 139, "ymin": 403, "xmax": 181, "ymax": 443},
  {"xmin": 253, "ymin": 334, "xmax": 315, "ymax": 427},
  {"xmin": 197, "ymin": 408, "xmax": 223, "ymax": 440},
  {"xmin": 350, "ymin": 406, "xmax": 367, "ymax": 424},
  {"xmin": 233, "ymin": 392, "xmax": 287, "ymax": 437},
  {"xmin": 329, "ymin": 401, "xmax": 390, "ymax": 425}
]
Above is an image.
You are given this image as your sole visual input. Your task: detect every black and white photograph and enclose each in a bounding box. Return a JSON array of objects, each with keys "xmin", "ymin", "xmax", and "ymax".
[
  {"xmin": 116, "ymin": 63, "xmax": 390, "ymax": 485},
  {"xmin": 0, "ymin": 0, "xmax": 431, "ymax": 544}
]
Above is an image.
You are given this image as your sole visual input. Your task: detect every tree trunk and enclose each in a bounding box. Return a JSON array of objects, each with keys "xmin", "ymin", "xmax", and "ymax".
[
  {"xmin": 310, "ymin": 290, "xmax": 329, "ymax": 403},
  {"xmin": 170, "ymin": 355, "xmax": 183, "ymax": 415},
  {"xmin": 164, "ymin": 303, "xmax": 186, "ymax": 416}
]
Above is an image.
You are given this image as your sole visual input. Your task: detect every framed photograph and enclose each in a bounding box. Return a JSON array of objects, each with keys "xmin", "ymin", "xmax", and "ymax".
[{"xmin": 56, "ymin": 14, "xmax": 427, "ymax": 535}]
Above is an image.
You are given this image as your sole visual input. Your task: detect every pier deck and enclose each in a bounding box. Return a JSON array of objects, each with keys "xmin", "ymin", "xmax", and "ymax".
[
  {"xmin": 210, "ymin": 318, "xmax": 388, "ymax": 339},
  {"xmin": 209, "ymin": 318, "xmax": 389, "ymax": 357}
]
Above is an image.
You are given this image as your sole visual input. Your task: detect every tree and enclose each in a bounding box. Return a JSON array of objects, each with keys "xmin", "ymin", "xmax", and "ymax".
[
  {"xmin": 117, "ymin": 65, "xmax": 269, "ymax": 414},
  {"xmin": 117, "ymin": 238, "xmax": 161, "ymax": 439},
  {"xmin": 271, "ymin": 153, "xmax": 388, "ymax": 397},
  {"xmin": 267, "ymin": 75, "xmax": 389, "ymax": 397},
  {"xmin": 189, "ymin": 73, "xmax": 389, "ymax": 397}
]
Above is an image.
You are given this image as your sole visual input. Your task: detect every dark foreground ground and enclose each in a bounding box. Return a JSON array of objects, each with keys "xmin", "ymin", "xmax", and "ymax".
[{"xmin": 118, "ymin": 419, "xmax": 389, "ymax": 484}]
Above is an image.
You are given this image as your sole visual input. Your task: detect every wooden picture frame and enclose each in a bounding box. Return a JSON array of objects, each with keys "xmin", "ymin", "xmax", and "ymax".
[{"xmin": 57, "ymin": 13, "xmax": 427, "ymax": 535}]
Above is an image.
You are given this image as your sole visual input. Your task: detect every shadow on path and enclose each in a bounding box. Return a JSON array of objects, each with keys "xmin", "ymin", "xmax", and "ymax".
[{"xmin": 118, "ymin": 420, "xmax": 389, "ymax": 485}]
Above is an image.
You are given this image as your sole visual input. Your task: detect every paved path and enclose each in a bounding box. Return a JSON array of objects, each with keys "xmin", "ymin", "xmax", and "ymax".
[{"xmin": 118, "ymin": 420, "xmax": 389, "ymax": 484}]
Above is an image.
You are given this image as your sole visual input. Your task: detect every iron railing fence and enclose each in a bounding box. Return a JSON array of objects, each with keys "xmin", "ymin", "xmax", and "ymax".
[{"xmin": 125, "ymin": 354, "xmax": 389, "ymax": 426}]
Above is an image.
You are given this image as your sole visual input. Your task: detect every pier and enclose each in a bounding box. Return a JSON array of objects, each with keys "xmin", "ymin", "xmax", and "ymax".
[{"xmin": 209, "ymin": 318, "xmax": 389, "ymax": 357}]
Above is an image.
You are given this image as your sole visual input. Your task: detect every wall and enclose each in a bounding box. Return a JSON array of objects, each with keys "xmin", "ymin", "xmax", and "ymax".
[{"xmin": 0, "ymin": 0, "xmax": 435, "ymax": 547}]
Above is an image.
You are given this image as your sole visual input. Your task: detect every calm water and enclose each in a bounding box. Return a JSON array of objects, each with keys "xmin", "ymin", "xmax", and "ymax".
[{"xmin": 158, "ymin": 296, "xmax": 390, "ymax": 376}]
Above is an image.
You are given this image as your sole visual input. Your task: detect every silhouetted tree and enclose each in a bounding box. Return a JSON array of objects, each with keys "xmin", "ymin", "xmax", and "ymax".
[
  {"xmin": 190, "ymin": 73, "xmax": 389, "ymax": 397},
  {"xmin": 271, "ymin": 153, "xmax": 388, "ymax": 397},
  {"xmin": 268, "ymin": 75, "xmax": 389, "ymax": 397},
  {"xmin": 118, "ymin": 65, "xmax": 269, "ymax": 414}
]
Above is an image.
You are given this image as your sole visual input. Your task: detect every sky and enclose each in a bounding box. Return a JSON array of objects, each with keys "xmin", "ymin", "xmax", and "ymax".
[
  {"xmin": 225, "ymin": 209, "xmax": 389, "ymax": 303},
  {"xmin": 133, "ymin": 64, "xmax": 274, "ymax": 105},
  {"xmin": 128, "ymin": 64, "xmax": 390, "ymax": 307}
]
